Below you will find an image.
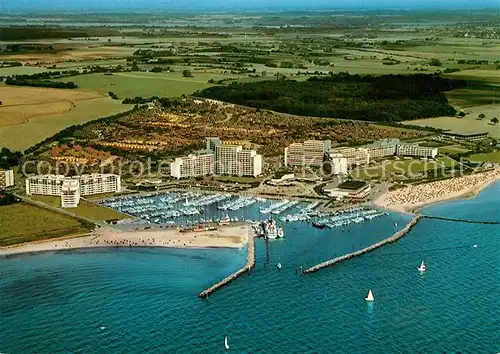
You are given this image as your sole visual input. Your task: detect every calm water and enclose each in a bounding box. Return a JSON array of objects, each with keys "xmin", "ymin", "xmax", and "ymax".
[{"xmin": 0, "ymin": 183, "xmax": 499, "ymax": 353}]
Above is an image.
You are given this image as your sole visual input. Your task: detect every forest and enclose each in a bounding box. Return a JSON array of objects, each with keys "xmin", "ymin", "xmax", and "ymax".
[{"xmin": 196, "ymin": 74, "xmax": 467, "ymax": 122}]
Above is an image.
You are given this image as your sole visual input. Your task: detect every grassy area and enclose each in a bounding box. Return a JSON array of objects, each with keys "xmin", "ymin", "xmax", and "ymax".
[
  {"xmin": 0, "ymin": 95, "xmax": 132, "ymax": 151},
  {"xmin": 438, "ymin": 145, "xmax": 471, "ymax": 154},
  {"xmin": 0, "ymin": 203, "xmax": 91, "ymax": 246},
  {"xmin": 29, "ymin": 195, "xmax": 129, "ymax": 222},
  {"xmin": 59, "ymin": 72, "xmax": 220, "ymax": 98},
  {"xmin": 384, "ymin": 157, "xmax": 457, "ymax": 174},
  {"xmin": 468, "ymin": 151, "xmax": 500, "ymax": 163},
  {"xmin": 402, "ymin": 113, "xmax": 500, "ymax": 140},
  {"xmin": 350, "ymin": 166, "xmax": 386, "ymax": 180}
]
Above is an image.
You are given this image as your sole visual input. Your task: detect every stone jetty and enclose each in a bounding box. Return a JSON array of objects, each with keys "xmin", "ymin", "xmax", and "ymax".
[
  {"xmin": 199, "ymin": 230, "xmax": 256, "ymax": 298},
  {"xmin": 421, "ymin": 215, "xmax": 500, "ymax": 225},
  {"xmin": 303, "ymin": 216, "xmax": 422, "ymax": 274}
]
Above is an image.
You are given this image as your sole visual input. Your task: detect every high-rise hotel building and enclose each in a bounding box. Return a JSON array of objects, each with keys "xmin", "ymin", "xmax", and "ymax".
[
  {"xmin": 215, "ymin": 144, "xmax": 262, "ymax": 177},
  {"xmin": 284, "ymin": 140, "xmax": 331, "ymax": 167},
  {"xmin": 170, "ymin": 138, "xmax": 262, "ymax": 178},
  {"xmin": 170, "ymin": 150, "xmax": 215, "ymax": 179}
]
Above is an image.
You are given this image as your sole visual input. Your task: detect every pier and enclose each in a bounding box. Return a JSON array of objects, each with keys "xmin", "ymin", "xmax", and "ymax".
[
  {"xmin": 420, "ymin": 215, "xmax": 500, "ymax": 225},
  {"xmin": 302, "ymin": 216, "xmax": 422, "ymax": 274},
  {"xmin": 199, "ymin": 229, "xmax": 256, "ymax": 298}
]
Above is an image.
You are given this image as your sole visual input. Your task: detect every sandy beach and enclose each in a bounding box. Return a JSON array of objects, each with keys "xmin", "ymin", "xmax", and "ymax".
[
  {"xmin": 0, "ymin": 224, "xmax": 250, "ymax": 256},
  {"xmin": 375, "ymin": 169, "xmax": 500, "ymax": 213}
]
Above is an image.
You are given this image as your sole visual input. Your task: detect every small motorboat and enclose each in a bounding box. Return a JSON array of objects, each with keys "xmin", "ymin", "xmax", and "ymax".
[
  {"xmin": 365, "ymin": 289, "xmax": 374, "ymax": 302},
  {"xmin": 276, "ymin": 262, "xmax": 282, "ymax": 270},
  {"xmin": 473, "ymin": 244, "xmax": 478, "ymax": 248},
  {"xmin": 224, "ymin": 335, "xmax": 229, "ymax": 350},
  {"xmin": 417, "ymin": 260, "xmax": 426, "ymax": 272}
]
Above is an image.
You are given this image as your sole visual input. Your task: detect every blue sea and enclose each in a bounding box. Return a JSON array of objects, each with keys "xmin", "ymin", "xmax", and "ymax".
[{"xmin": 1, "ymin": 183, "xmax": 499, "ymax": 353}]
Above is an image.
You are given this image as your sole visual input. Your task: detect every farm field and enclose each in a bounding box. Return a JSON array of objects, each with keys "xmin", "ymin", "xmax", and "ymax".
[
  {"xmin": 0, "ymin": 203, "xmax": 91, "ymax": 246},
  {"xmin": 29, "ymin": 195, "xmax": 130, "ymax": 222},
  {"xmin": 402, "ymin": 110, "xmax": 500, "ymax": 140},
  {"xmin": 467, "ymin": 151, "xmax": 500, "ymax": 163},
  {"xmin": 59, "ymin": 72, "xmax": 222, "ymax": 98},
  {"xmin": 0, "ymin": 85, "xmax": 133, "ymax": 150}
]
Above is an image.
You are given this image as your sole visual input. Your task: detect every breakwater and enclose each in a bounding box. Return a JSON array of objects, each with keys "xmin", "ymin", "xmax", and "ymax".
[
  {"xmin": 421, "ymin": 215, "xmax": 500, "ymax": 225},
  {"xmin": 303, "ymin": 216, "xmax": 422, "ymax": 274},
  {"xmin": 199, "ymin": 230, "xmax": 256, "ymax": 298}
]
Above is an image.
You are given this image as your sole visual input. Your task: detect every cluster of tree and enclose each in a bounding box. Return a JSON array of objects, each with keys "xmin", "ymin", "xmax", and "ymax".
[
  {"xmin": 132, "ymin": 49, "xmax": 175, "ymax": 58},
  {"xmin": 457, "ymin": 59, "xmax": 489, "ymax": 65},
  {"xmin": 279, "ymin": 61, "xmax": 307, "ymax": 69},
  {"xmin": 0, "ymin": 27, "xmax": 118, "ymax": 41},
  {"xmin": 122, "ymin": 96, "xmax": 160, "ymax": 104},
  {"xmin": 0, "ymin": 61, "xmax": 22, "ymax": 68},
  {"xmin": 5, "ymin": 77, "xmax": 78, "ymax": 89},
  {"xmin": 195, "ymin": 73, "xmax": 467, "ymax": 123},
  {"xmin": 0, "ymin": 147, "xmax": 22, "ymax": 169},
  {"xmin": 149, "ymin": 66, "xmax": 172, "ymax": 73},
  {"xmin": 0, "ymin": 43, "xmax": 55, "ymax": 53},
  {"xmin": 0, "ymin": 193, "xmax": 18, "ymax": 206},
  {"xmin": 429, "ymin": 59, "xmax": 442, "ymax": 67}
]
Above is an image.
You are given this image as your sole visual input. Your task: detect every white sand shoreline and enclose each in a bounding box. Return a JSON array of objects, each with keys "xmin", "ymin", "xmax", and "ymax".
[
  {"xmin": 374, "ymin": 169, "xmax": 500, "ymax": 214},
  {"xmin": 0, "ymin": 225, "xmax": 250, "ymax": 257}
]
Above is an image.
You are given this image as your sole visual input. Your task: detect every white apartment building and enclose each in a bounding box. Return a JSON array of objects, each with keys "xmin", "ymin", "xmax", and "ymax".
[
  {"xmin": 284, "ymin": 140, "xmax": 331, "ymax": 167},
  {"xmin": 330, "ymin": 147, "xmax": 370, "ymax": 166},
  {"xmin": 26, "ymin": 173, "xmax": 121, "ymax": 208},
  {"xmin": 0, "ymin": 169, "xmax": 15, "ymax": 188},
  {"xmin": 61, "ymin": 178, "xmax": 81, "ymax": 208},
  {"xmin": 396, "ymin": 144, "xmax": 438, "ymax": 159},
  {"xmin": 326, "ymin": 153, "xmax": 348, "ymax": 175},
  {"xmin": 170, "ymin": 151, "xmax": 215, "ymax": 179},
  {"xmin": 216, "ymin": 145, "xmax": 262, "ymax": 177},
  {"xmin": 26, "ymin": 174, "xmax": 67, "ymax": 196},
  {"xmin": 79, "ymin": 174, "xmax": 121, "ymax": 195}
]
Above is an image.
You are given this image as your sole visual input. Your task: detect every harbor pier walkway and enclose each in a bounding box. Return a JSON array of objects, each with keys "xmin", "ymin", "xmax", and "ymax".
[
  {"xmin": 420, "ymin": 215, "xmax": 499, "ymax": 225},
  {"xmin": 199, "ymin": 229, "xmax": 256, "ymax": 298},
  {"xmin": 303, "ymin": 216, "xmax": 422, "ymax": 274}
]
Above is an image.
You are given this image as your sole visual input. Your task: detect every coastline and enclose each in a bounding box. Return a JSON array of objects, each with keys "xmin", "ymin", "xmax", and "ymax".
[
  {"xmin": 0, "ymin": 224, "xmax": 250, "ymax": 257},
  {"xmin": 374, "ymin": 169, "xmax": 500, "ymax": 214}
]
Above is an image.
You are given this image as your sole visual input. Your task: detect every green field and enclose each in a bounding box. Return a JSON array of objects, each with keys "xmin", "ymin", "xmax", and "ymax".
[
  {"xmin": 438, "ymin": 145, "xmax": 471, "ymax": 154},
  {"xmin": 402, "ymin": 110, "xmax": 500, "ymax": 140},
  {"xmin": 0, "ymin": 96, "xmax": 132, "ymax": 151},
  {"xmin": 30, "ymin": 195, "xmax": 129, "ymax": 222},
  {"xmin": 468, "ymin": 151, "xmax": 500, "ymax": 163},
  {"xmin": 0, "ymin": 203, "xmax": 91, "ymax": 246},
  {"xmin": 60, "ymin": 72, "xmax": 223, "ymax": 98}
]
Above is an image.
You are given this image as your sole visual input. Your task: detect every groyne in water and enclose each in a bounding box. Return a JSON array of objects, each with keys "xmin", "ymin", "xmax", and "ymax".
[
  {"xmin": 199, "ymin": 231, "xmax": 256, "ymax": 298},
  {"xmin": 303, "ymin": 216, "xmax": 423, "ymax": 274},
  {"xmin": 420, "ymin": 215, "xmax": 500, "ymax": 225}
]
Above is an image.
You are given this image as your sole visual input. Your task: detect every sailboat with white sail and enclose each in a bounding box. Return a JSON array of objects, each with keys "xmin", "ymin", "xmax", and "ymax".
[
  {"xmin": 365, "ymin": 289, "xmax": 374, "ymax": 302},
  {"xmin": 417, "ymin": 260, "xmax": 426, "ymax": 272}
]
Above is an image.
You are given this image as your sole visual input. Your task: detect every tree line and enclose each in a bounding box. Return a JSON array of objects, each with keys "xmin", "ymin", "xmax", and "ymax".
[
  {"xmin": 5, "ymin": 77, "xmax": 78, "ymax": 89},
  {"xmin": 195, "ymin": 73, "xmax": 467, "ymax": 123}
]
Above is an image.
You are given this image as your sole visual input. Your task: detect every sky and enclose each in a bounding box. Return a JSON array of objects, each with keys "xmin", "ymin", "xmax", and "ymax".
[{"xmin": 1, "ymin": 0, "xmax": 498, "ymax": 11}]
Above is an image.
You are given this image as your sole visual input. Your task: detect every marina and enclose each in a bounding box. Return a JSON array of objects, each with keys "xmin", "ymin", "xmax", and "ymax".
[{"xmin": 98, "ymin": 191, "xmax": 393, "ymax": 233}]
